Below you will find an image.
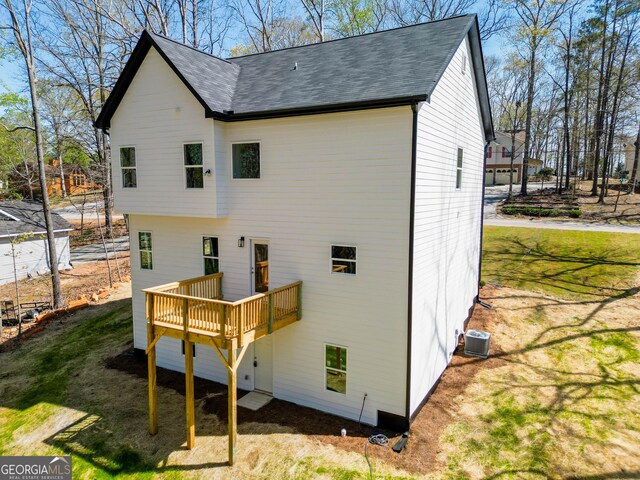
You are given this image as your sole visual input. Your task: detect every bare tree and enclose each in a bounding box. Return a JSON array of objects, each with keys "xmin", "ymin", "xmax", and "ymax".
[
  {"xmin": 507, "ymin": 0, "xmax": 568, "ymax": 196},
  {"xmin": 1, "ymin": 0, "xmax": 64, "ymax": 308},
  {"xmin": 389, "ymin": 0, "xmax": 508, "ymax": 39},
  {"xmin": 300, "ymin": 0, "xmax": 325, "ymax": 41}
]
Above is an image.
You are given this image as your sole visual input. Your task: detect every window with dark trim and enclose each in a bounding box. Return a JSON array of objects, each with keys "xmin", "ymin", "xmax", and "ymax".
[
  {"xmin": 138, "ymin": 231, "xmax": 153, "ymax": 270},
  {"xmin": 456, "ymin": 148, "xmax": 463, "ymax": 189},
  {"xmin": 184, "ymin": 143, "xmax": 204, "ymax": 188},
  {"xmin": 325, "ymin": 344, "xmax": 347, "ymax": 394},
  {"xmin": 120, "ymin": 147, "xmax": 137, "ymax": 188},
  {"xmin": 232, "ymin": 143, "xmax": 260, "ymax": 179},
  {"xmin": 331, "ymin": 245, "xmax": 356, "ymax": 275},
  {"xmin": 203, "ymin": 236, "xmax": 219, "ymax": 275}
]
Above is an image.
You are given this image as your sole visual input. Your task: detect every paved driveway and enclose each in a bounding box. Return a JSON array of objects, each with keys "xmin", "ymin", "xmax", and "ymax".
[
  {"xmin": 71, "ymin": 236, "xmax": 130, "ymax": 263},
  {"xmin": 483, "ymin": 184, "xmax": 640, "ymax": 234}
]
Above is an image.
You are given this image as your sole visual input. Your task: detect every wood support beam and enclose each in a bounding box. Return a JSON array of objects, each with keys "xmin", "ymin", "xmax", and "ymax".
[
  {"xmin": 185, "ymin": 339, "xmax": 195, "ymax": 449},
  {"xmin": 227, "ymin": 346, "xmax": 237, "ymax": 466},
  {"xmin": 146, "ymin": 323, "xmax": 158, "ymax": 435}
]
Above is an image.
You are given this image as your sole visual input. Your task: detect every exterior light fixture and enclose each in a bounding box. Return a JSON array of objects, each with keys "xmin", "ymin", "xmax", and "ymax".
[
  {"xmin": 204, "ymin": 169, "xmax": 212, "ymax": 176},
  {"xmin": 238, "ymin": 237, "xmax": 245, "ymax": 248}
]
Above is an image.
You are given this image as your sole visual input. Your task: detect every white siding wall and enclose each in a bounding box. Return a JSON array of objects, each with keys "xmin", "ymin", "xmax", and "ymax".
[
  {"xmin": 126, "ymin": 107, "xmax": 412, "ymax": 424},
  {"xmin": 0, "ymin": 234, "xmax": 70, "ymax": 285},
  {"xmin": 409, "ymin": 37, "xmax": 485, "ymax": 415},
  {"xmin": 110, "ymin": 48, "xmax": 223, "ymax": 218}
]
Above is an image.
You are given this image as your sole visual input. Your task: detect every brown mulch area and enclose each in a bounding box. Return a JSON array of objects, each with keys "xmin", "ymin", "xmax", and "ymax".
[
  {"xmin": 499, "ymin": 181, "xmax": 640, "ymax": 223},
  {"xmin": 106, "ymin": 286, "xmax": 504, "ymax": 474}
]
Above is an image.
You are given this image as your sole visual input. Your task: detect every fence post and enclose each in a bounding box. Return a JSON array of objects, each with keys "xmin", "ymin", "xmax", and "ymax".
[
  {"xmin": 268, "ymin": 294, "xmax": 273, "ymax": 334},
  {"xmin": 297, "ymin": 283, "xmax": 302, "ymax": 320}
]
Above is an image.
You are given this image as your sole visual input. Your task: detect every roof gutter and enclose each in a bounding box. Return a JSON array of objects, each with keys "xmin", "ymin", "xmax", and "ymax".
[
  {"xmin": 0, "ymin": 228, "xmax": 74, "ymax": 239},
  {"xmin": 205, "ymin": 95, "xmax": 428, "ymax": 122}
]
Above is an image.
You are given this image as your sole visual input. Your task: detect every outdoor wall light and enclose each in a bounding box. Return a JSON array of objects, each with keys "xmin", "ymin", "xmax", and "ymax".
[
  {"xmin": 238, "ymin": 237, "xmax": 245, "ymax": 248},
  {"xmin": 204, "ymin": 169, "xmax": 212, "ymax": 176}
]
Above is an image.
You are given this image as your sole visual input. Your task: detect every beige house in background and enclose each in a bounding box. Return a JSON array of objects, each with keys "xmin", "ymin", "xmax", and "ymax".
[
  {"xmin": 624, "ymin": 137, "xmax": 638, "ymax": 175},
  {"xmin": 485, "ymin": 130, "xmax": 541, "ymax": 186}
]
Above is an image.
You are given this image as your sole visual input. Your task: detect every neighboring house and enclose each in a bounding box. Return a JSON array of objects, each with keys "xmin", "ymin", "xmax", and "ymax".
[
  {"xmin": 47, "ymin": 159, "xmax": 101, "ymax": 197},
  {"xmin": 485, "ymin": 130, "xmax": 541, "ymax": 185},
  {"xmin": 624, "ymin": 137, "xmax": 638, "ymax": 176},
  {"xmin": 95, "ymin": 13, "xmax": 493, "ymax": 444},
  {"xmin": 0, "ymin": 200, "xmax": 73, "ymax": 285}
]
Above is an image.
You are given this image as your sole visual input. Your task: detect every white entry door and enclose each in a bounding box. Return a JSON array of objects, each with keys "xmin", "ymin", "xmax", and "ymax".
[
  {"xmin": 251, "ymin": 239, "xmax": 273, "ymax": 393},
  {"xmin": 253, "ymin": 336, "xmax": 273, "ymax": 393}
]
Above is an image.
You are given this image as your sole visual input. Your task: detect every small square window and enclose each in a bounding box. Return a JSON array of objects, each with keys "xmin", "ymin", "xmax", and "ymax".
[
  {"xmin": 331, "ymin": 245, "xmax": 356, "ymax": 275},
  {"xmin": 325, "ymin": 345, "xmax": 347, "ymax": 394},
  {"xmin": 184, "ymin": 143, "xmax": 204, "ymax": 189},
  {"xmin": 138, "ymin": 232, "xmax": 152, "ymax": 270},
  {"xmin": 232, "ymin": 143, "xmax": 260, "ymax": 179},
  {"xmin": 203, "ymin": 236, "xmax": 219, "ymax": 275}
]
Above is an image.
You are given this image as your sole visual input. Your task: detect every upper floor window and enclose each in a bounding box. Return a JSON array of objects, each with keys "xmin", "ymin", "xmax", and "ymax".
[
  {"xmin": 331, "ymin": 245, "xmax": 356, "ymax": 275},
  {"xmin": 456, "ymin": 148, "xmax": 463, "ymax": 189},
  {"xmin": 184, "ymin": 143, "xmax": 204, "ymax": 189},
  {"xmin": 232, "ymin": 143, "xmax": 260, "ymax": 179},
  {"xmin": 120, "ymin": 147, "xmax": 137, "ymax": 188},
  {"xmin": 138, "ymin": 231, "xmax": 153, "ymax": 270},
  {"xmin": 203, "ymin": 236, "xmax": 219, "ymax": 275}
]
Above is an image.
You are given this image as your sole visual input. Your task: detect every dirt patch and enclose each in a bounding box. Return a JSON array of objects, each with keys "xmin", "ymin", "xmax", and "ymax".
[
  {"xmin": 0, "ymin": 257, "xmax": 131, "ymax": 345},
  {"xmin": 106, "ymin": 289, "xmax": 503, "ymax": 475},
  {"xmin": 68, "ymin": 218, "xmax": 129, "ymax": 248}
]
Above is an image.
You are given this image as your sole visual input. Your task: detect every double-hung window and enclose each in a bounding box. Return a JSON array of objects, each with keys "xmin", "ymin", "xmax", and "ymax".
[
  {"xmin": 203, "ymin": 236, "xmax": 219, "ymax": 275},
  {"xmin": 232, "ymin": 143, "xmax": 260, "ymax": 179},
  {"xmin": 184, "ymin": 143, "xmax": 204, "ymax": 189},
  {"xmin": 120, "ymin": 147, "xmax": 137, "ymax": 188},
  {"xmin": 456, "ymin": 148, "xmax": 463, "ymax": 190},
  {"xmin": 331, "ymin": 245, "xmax": 356, "ymax": 275},
  {"xmin": 138, "ymin": 232, "xmax": 153, "ymax": 270},
  {"xmin": 325, "ymin": 345, "xmax": 347, "ymax": 394}
]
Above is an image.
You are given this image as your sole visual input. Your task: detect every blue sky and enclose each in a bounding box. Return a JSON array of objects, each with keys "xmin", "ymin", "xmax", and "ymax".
[{"xmin": 0, "ymin": 6, "xmax": 510, "ymax": 97}]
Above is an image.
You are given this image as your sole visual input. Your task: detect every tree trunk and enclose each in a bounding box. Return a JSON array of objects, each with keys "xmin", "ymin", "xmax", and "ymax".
[
  {"xmin": 598, "ymin": 22, "xmax": 631, "ymax": 203},
  {"xmin": 8, "ymin": 0, "xmax": 65, "ymax": 309},
  {"xmin": 521, "ymin": 38, "xmax": 538, "ymax": 196}
]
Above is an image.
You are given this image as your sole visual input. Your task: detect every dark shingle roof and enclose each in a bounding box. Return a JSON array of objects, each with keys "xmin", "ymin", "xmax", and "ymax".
[
  {"xmin": 228, "ymin": 15, "xmax": 474, "ymax": 114},
  {"xmin": 96, "ymin": 15, "xmax": 493, "ymax": 140},
  {"xmin": 0, "ymin": 201, "xmax": 73, "ymax": 237}
]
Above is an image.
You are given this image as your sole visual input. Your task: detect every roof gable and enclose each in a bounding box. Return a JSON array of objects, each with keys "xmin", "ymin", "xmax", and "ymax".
[{"xmin": 96, "ymin": 15, "xmax": 493, "ymax": 141}]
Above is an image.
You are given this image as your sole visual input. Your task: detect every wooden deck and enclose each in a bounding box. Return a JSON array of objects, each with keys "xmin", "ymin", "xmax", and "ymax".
[
  {"xmin": 142, "ymin": 273, "xmax": 302, "ymax": 465},
  {"xmin": 144, "ymin": 273, "xmax": 301, "ymax": 349}
]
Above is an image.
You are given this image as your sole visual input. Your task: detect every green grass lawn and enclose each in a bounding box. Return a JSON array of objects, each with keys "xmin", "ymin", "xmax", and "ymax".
[
  {"xmin": 0, "ymin": 227, "xmax": 638, "ymax": 479},
  {"xmin": 482, "ymin": 226, "xmax": 640, "ymax": 299}
]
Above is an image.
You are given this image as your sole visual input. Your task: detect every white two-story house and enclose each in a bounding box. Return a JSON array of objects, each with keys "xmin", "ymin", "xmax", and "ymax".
[{"xmin": 96, "ymin": 14, "xmax": 493, "ymax": 457}]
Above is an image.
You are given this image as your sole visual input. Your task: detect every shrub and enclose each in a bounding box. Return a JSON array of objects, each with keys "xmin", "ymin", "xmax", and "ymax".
[{"xmin": 502, "ymin": 206, "xmax": 581, "ymax": 218}]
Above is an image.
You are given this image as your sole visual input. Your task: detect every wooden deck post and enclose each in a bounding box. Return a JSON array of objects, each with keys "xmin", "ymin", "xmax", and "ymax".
[
  {"xmin": 227, "ymin": 345, "xmax": 237, "ymax": 466},
  {"xmin": 185, "ymin": 338, "xmax": 195, "ymax": 449},
  {"xmin": 183, "ymin": 297, "xmax": 195, "ymax": 450},
  {"xmin": 146, "ymin": 293, "xmax": 158, "ymax": 436}
]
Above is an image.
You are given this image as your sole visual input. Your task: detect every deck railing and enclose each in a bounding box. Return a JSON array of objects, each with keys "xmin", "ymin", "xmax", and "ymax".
[{"xmin": 143, "ymin": 273, "xmax": 301, "ymax": 344}]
